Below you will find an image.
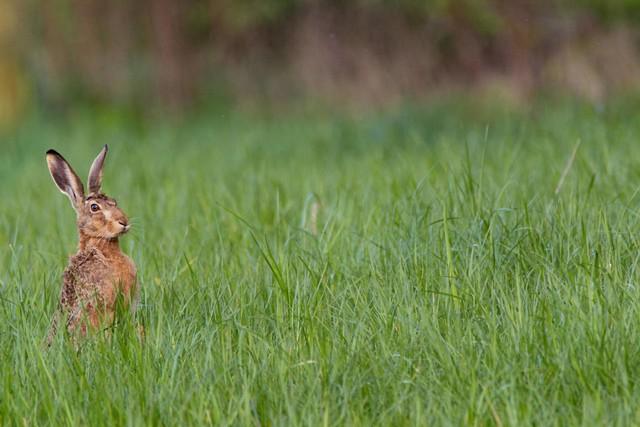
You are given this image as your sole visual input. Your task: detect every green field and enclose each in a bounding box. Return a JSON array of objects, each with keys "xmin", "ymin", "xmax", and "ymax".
[{"xmin": 3, "ymin": 102, "xmax": 640, "ymax": 425}]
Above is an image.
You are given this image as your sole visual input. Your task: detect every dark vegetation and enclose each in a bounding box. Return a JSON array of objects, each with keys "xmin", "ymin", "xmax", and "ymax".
[{"xmin": 3, "ymin": 0, "xmax": 640, "ymax": 118}]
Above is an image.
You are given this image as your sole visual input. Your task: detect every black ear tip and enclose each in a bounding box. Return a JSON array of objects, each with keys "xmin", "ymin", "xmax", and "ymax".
[
  {"xmin": 103, "ymin": 144, "xmax": 108, "ymax": 152},
  {"xmin": 46, "ymin": 149, "xmax": 60, "ymax": 157}
]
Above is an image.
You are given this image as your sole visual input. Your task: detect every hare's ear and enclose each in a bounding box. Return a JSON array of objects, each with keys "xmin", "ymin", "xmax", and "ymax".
[
  {"xmin": 46, "ymin": 149, "xmax": 85, "ymax": 209},
  {"xmin": 87, "ymin": 144, "xmax": 108, "ymax": 194}
]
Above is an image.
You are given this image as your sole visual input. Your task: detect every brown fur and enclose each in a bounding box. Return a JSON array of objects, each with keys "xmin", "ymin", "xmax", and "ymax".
[{"xmin": 45, "ymin": 146, "xmax": 137, "ymax": 345}]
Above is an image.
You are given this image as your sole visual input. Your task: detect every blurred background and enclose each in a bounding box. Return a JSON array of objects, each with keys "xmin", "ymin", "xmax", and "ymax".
[{"xmin": 3, "ymin": 0, "xmax": 640, "ymax": 129}]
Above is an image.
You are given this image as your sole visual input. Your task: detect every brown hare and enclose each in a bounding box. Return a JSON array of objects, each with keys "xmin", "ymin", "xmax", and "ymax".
[{"xmin": 45, "ymin": 145, "xmax": 137, "ymax": 345}]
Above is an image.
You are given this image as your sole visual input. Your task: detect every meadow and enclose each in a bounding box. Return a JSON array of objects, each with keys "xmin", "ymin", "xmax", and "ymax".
[{"xmin": 3, "ymin": 101, "xmax": 640, "ymax": 425}]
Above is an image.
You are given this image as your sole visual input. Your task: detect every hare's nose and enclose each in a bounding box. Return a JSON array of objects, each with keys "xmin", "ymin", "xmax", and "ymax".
[{"xmin": 118, "ymin": 220, "xmax": 128, "ymax": 227}]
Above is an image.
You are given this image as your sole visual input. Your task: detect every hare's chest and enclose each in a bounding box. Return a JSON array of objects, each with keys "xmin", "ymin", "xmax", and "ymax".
[
  {"xmin": 66, "ymin": 249, "xmax": 136, "ymax": 309},
  {"xmin": 100, "ymin": 253, "xmax": 136, "ymax": 307},
  {"xmin": 113, "ymin": 254, "xmax": 137, "ymax": 298}
]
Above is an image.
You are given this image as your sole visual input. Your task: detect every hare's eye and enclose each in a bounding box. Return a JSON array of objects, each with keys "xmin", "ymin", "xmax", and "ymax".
[{"xmin": 90, "ymin": 203, "xmax": 100, "ymax": 212}]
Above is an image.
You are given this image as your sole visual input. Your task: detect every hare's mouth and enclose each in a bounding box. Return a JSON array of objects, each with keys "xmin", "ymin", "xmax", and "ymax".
[{"xmin": 118, "ymin": 221, "xmax": 131, "ymax": 234}]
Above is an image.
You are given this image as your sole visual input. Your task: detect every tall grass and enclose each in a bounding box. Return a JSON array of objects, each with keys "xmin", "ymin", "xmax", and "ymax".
[{"xmin": 2, "ymin": 102, "xmax": 640, "ymax": 424}]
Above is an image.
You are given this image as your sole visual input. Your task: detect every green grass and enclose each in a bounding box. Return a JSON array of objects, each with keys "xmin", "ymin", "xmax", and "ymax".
[{"xmin": 3, "ymin": 101, "xmax": 640, "ymax": 425}]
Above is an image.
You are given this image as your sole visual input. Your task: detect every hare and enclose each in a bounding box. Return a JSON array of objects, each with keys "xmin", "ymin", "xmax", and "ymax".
[{"xmin": 45, "ymin": 145, "xmax": 137, "ymax": 345}]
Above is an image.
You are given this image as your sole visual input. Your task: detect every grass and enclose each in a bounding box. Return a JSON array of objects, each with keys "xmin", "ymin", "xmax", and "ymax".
[{"xmin": 3, "ymin": 100, "xmax": 640, "ymax": 425}]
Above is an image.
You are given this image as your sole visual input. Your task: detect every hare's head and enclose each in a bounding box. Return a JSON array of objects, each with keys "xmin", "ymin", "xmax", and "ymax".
[{"xmin": 46, "ymin": 145, "xmax": 131, "ymax": 239}]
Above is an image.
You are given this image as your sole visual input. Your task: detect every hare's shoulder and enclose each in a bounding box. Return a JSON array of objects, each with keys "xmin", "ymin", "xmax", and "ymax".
[
  {"xmin": 60, "ymin": 248, "xmax": 111, "ymax": 307},
  {"xmin": 66, "ymin": 248, "xmax": 110, "ymax": 276}
]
